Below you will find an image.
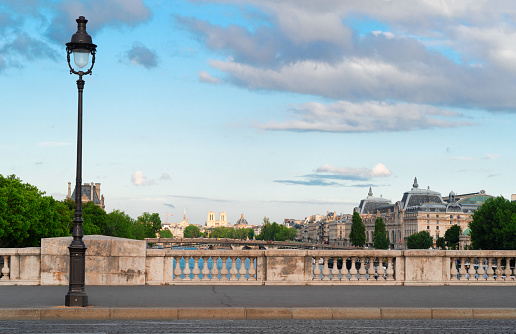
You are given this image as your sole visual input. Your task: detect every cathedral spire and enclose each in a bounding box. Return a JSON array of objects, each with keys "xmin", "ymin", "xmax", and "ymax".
[
  {"xmin": 368, "ymin": 187, "xmax": 373, "ymax": 197},
  {"xmin": 413, "ymin": 177, "xmax": 419, "ymax": 189}
]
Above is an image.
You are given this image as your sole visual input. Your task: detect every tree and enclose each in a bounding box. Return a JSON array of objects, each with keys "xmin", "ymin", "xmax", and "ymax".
[
  {"xmin": 105, "ymin": 210, "xmax": 136, "ymax": 239},
  {"xmin": 349, "ymin": 212, "xmax": 366, "ymax": 247},
  {"xmin": 159, "ymin": 229, "xmax": 173, "ymax": 238},
  {"xmin": 444, "ymin": 224, "xmax": 462, "ymax": 250},
  {"xmin": 373, "ymin": 217, "xmax": 390, "ymax": 249},
  {"xmin": 470, "ymin": 196, "xmax": 516, "ymax": 250},
  {"xmin": 82, "ymin": 201, "xmax": 107, "ymax": 235},
  {"xmin": 137, "ymin": 212, "xmax": 162, "ymax": 239},
  {"xmin": 407, "ymin": 231, "xmax": 433, "ymax": 249},
  {"xmin": 0, "ymin": 174, "xmax": 70, "ymax": 247},
  {"xmin": 436, "ymin": 237, "xmax": 446, "ymax": 250},
  {"xmin": 184, "ymin": 225, "xmax": 201, "ymax": 238}
]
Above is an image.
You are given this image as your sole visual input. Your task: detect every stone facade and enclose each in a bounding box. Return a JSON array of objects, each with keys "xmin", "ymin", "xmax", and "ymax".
[
  {"xmin": 206, "ymin": 211, "xmax": 229, "ymax": 228},
  {"xmin": 67, "ymin": 182, "xmax": 105, "ymax": 210}
]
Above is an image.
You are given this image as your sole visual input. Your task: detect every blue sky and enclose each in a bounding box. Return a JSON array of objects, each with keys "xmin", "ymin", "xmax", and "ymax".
[{"xmin": 1, "ymin": 0, "xmax": 516, "ymax": 226}]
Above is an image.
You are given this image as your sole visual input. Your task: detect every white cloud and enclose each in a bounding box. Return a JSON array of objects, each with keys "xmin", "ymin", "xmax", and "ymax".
[
  {"xmin": 260, "ymin": 101, "xmax": 472, "ymax": 133},
  {"xmin": 132, "ymin": 171, "xmax": 146, "ymax": 186},
  {"xmin": 316, "ymin": 163, "xmax": 392, "ymax": 178},
  {"xmin": 199, "ymin": 71, "xmax": 221, "ymax": 84}
]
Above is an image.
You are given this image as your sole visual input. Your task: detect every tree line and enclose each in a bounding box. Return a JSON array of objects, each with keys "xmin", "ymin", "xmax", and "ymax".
[{"xmin": 0, "ymin": 174, "xmax": 161, "ymax": 247}]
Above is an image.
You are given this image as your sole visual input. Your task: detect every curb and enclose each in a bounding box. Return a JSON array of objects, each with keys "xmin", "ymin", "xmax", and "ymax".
[{"xmin": 1, "ymin": 308, "xmax": 516, "ymax": 320}]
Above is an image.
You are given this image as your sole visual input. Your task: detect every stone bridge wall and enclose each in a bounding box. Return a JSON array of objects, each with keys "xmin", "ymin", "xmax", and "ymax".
[{"xmin": 0, "ymin": 236, "xmax": 515, "ymax": 286}]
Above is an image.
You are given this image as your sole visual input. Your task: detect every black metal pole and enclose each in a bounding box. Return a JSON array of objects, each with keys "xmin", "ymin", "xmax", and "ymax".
[{"xmin": 65, "ymin": 75, "xmax": 88, "ymax": 307}]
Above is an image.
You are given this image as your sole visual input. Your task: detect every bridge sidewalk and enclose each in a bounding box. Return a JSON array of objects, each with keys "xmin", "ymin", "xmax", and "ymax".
[{"xmin": 1, "ymin": 285, "xmax": 515, "ymax": 320}]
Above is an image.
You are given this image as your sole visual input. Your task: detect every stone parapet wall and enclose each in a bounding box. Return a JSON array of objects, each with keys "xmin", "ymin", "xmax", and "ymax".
[
  {"xmin": 1, "ymin": 238, "xmax": 515, "ymax": 286},
  {"xmin": 40, "ymin": 235, "xmax": 146, "ymax": 285}
]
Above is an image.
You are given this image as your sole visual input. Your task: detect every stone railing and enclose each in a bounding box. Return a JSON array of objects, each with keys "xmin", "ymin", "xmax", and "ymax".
[
  {"xmin": 1, "ymin": 236, "xmax": 515, "ymax": 286},
  {"xmin": 0, "ymin": 248, "xmax": 41, "ymax": 285}
]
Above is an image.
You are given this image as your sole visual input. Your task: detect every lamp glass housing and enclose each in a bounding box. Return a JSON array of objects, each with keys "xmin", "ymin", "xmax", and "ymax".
[{"xmin": 73, "ymin": 49, "xmax": 90, "ymax": 68}]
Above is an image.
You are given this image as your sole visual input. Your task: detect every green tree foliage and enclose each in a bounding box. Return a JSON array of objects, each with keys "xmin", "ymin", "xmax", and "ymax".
[
  {"xmin": 257, "ymin": 219, "xmax": 297, "ymax": 241},
  {"xmin": 159, "ymin": 229, "xmax": 173, "ymax": 238},
  {"xmin": 407, "ymin": 231, "xmax": 433, "ymax": 249},
  {"xmin": 444, "ymin": 224, "xmax": 462, "ymax": 250},
  {"xmin": 470, "ymin": 196, "xmax": 516, "ymax": 250},
  {"xmin": 105, "ymin": 210, "xmax": 136, "ymax": 239},
  {"xmin": 184, "ymin": 225, "xmax": 202, "ymax": 238},
  {"xmin": 349, "ymin": 212, "xmax": 366, "ymax": 247},
  {"xmin": 0, "ymin": 174, "xmax": 70, "ymax": 247},
  {"xmin": 209, "ymin": 227, "xmax": 234, "ymax": 239},
  {"xmin": 82, "ymin": 201, "xmax": 107, "ymax": 235},
  {"xmin": 373, "ymin": 217, "xmax": 390, "ymax": 249},
  {"xmin": 436, "ymin": 237, "xmax": 446, "ymax": 250},
  {"xmin": 136, "ymin": 212, "xmax": 162, "ymax": 239}
]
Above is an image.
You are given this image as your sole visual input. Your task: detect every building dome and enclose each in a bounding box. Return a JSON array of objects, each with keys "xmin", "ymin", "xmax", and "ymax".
[{"xmin": 235, "ymin": 214, "xmax": 248, "ymax": 225}]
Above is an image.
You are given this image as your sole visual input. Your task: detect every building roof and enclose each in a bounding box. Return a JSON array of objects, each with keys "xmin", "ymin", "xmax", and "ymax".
[{"xmin": 357, "ymin": 187, "xmax": 392, "ymax": 214}]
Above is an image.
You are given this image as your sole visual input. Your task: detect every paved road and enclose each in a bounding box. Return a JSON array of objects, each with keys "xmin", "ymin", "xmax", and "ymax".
[
  {"xmin": 1, "ymin": 285, "xmax": 516, "ymax": 309},
  {"xmin": 1, "ymin": 319, "xmax": 516, "ymax": 334}
]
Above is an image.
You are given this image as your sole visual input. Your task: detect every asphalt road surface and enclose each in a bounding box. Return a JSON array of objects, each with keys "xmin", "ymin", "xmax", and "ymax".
[{"xmin": 1, "ymin": 319, "xmax": 515, "ymax": 334}]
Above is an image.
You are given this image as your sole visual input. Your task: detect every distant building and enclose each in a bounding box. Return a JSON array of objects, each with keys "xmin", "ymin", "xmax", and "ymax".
[
  {"xmin": 67, "ymin": 182, "xmax": 105, "ymax": 210},
  {"xmin": 163, "ymin": 209, "xmax": 190, "ymax": 238},
  {"xmin": 234, "ymin": 214, "xmax": 250, "ymax": 229},
  {"xmin": 357, "ymin": 177, "xmax": 494, "ymax": 249},
  {"xmin": 206, "ymin": 211, "xmax": 229, "ymax": 228},
  {"xmin": 512, "ymin": 194, "xmax": 516, "ymax": 202}
]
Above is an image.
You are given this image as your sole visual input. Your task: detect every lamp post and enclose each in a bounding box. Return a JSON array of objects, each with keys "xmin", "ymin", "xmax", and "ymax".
[{"xmin": 65, "ymin": 16, "xmax": 96, "ymax": 307}]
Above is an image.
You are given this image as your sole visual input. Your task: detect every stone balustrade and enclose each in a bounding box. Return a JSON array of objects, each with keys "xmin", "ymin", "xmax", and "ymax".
[
  {"xmin": 0, "ymin": 236, "xmax": 515, "ymax": 286},
  {"xmin": 0, "ymin": 248, "xmax": 41, "ymax": 285}
]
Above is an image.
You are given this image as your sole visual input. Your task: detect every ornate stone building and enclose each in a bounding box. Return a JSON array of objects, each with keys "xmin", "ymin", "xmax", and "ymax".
[
  {"xmin": 67, "ymin": 182, "xmax": 105, "ymax": 210},
  {"xmin": 356, "ymin": 177, "xmax": 493, "ymax": 249}
]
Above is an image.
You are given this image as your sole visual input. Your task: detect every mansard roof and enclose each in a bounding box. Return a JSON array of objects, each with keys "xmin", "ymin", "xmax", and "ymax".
[{"xmin": 357, "ymin": 187, "xmax": 392, "ymax": 214}]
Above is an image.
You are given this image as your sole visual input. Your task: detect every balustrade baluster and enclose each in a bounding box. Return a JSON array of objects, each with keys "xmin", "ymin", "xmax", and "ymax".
[
  {"xmin": 476, "ymin": 257, "xmax": 486, "ymax": 280},
  {"xmin": 367, "ymin": 257, "xmax": 376, "ymax": 281},
  {"xmin": 358, "ymin": 257, "xmax": 367, "ymax": 280},
  {"xmin": 385, "ymin": 257, "xmax": 394, "ymax": 281},
  {"xmin": 486, "ymin": 257, "xmax": 495, "ymax": 280},
  {"xmin": 220, "ymin": 257, "xmax": 229, "ymax": 281},
  {"xmin": 248, "ymin": 257, "xmax": 257, "ymax": 280},
  {"xmin": 322, "ymin": 257, "xmax": 331, "ymax": 281},
  {"xmin": 504, "ymin": 257, "xmax": 512, "ymax": 281},
  {"xmin": 238, "ymin": 257, "xmax": 247, "ymax": 281},
  {"xmin": 201, "ymin": 256, "xmax": 210, "ymax": 280},
  {"xmin": 331, "ymin": 257, "xmax": 340, "ymax": 281},
  {"xmin": 349, "ymin": 257, "xmax": 358, "ymax": 281},
  {"xmin": 450, "ymin": 257, "xmax": 458, "ymax": 280},
  {"xmin": 458, "ymin": 257, "xmax": 467, "ymax": 280},
  {"xmin": 377, "ymin": 258, "xmax": 385, "ymax": 281},
  {"xmin": 229, "ymin": 257, "xmax": 238, "ymax": 280},
  {"xmin": 468, "ymin": 257, "xmax": 477, "ymax": 280},
  {"xmin": 340, "ymin": 257, "xmax": 349, "ymax": 280},
  {"xmin": 495, "ymin": 257, "xmax": 503, "ymax": 280},
  {"xmin": 1, "ymin": 255, "xmax": 9, "ymax": 280},
  {"xmin": 183, "ymin": 257, "xmax": 192, "ymax": 280},
  {"xmin": 313, "ymin": 257, "xmax": 321, "ymax": 280},
  {"xmin": 192, "ymin": 256, "xmax": 201, "ymax": 281},
  {"xmin": 173, "ymin": 256, "xmax": 182, "ymax": 281}
]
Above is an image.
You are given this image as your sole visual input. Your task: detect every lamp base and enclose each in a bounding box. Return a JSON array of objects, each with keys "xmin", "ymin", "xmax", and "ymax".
[{"xmin": 65, "ymin": 292, "xmax": 88, "ymax": 307}]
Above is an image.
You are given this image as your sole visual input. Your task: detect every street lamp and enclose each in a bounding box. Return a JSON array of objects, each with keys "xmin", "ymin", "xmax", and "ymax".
[{"xmin": 65, "ymin": 16, "xmax": 96, "ymax": 307}]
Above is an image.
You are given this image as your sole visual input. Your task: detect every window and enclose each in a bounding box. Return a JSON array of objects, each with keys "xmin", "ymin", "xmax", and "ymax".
[
  {"xmin": 427, "ymin": 226, "xmax": 430, "ymax": 230},
  {"xmin": 436, "ymin": 226, "xmax": 439, "ymax": 230},
  {"xmin": 427, "ymin": 220, "xmax": 430, "ymax": 224},
  {"xmin": 436, "ymin": 220, "xmax": 439, "ymax": 224},
  {"xmin": 436, "ymin": 215, "xmax": 439, "ymax": 218}
]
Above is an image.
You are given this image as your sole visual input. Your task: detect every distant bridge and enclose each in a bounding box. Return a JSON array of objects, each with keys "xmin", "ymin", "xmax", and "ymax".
[{"xmin": 145, "ymin": 238, "xmax": 351, "ymax": 250}]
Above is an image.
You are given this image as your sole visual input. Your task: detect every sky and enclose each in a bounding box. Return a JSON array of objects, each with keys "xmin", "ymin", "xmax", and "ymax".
[{"xmin": 1, "ymin": 0, "xmax": 516, "ymax": 227}]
